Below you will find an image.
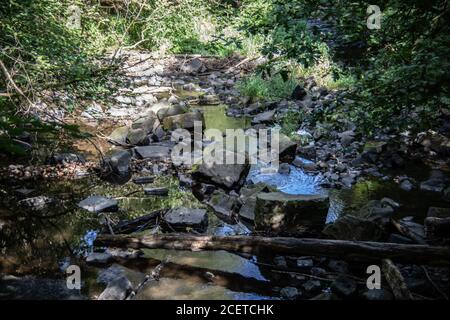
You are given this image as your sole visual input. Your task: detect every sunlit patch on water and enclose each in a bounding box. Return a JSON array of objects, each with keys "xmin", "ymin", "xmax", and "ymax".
[
  {"xmin": 247, "ymin": 164, "xmax": 326, "ymax": 196},
  {"xmin": 142, "ymin": 249, "xmax": 268, "ymax": 282}
]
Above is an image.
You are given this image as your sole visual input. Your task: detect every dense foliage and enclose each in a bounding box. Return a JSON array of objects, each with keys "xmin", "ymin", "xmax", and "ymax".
[
  {"xmin": 1, "ymin": 0, "xmax": 449, "ymax": 155},
  {"xmin": 237, "ymin": 0, "xmax": 450, "ymax": 132}
]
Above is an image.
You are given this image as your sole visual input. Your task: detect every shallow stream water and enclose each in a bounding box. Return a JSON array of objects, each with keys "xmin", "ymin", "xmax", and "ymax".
[{"xmin": 0, "ymin": 101, "xmax": 447, "ymax": 300}]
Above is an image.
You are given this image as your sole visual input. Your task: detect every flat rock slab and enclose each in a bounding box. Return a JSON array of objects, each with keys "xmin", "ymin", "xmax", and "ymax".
[
  {"xmin": 78, "ymin": 196, "xmax": 118, "ymax": 213},
  {"xmin": 98, "ymin": 276, "xmax": 132, "ymax": 300},
  {"xmin": 255, "ymin": 192, "xmax": 329, "ymax": 234},
  {"xmin": 162, "ymin": 112, "xmax": 203, "ymax": 131},
  {"xmin": 134, "ymin": 145, "xmax": 170, "ymax": 160},
  {"xmin": 251, "ymin": 110, "xmax": 275, "ymax": 124},
  {"xmin": 163, "ymin": 207, "xmax": 208, "ymax": 232},
  {"xmin": 144, "ymin": 187, "xmax": 169, "ymax": 196}
]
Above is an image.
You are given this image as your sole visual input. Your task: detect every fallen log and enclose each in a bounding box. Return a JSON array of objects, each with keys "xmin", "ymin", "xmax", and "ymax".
[{"xmin": 95, "ymin": 234, "xmax": 450, "ymax": 267}]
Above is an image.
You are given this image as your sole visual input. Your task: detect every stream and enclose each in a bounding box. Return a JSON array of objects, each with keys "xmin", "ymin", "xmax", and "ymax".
[{"xmin": 1, "ymin": 98, "xmax": 447, "ymax": 300}]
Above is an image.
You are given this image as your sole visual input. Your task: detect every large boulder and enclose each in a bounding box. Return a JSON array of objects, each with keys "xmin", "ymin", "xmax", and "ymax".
[
  {"xmin": 238, "ymin": 183, "xmax": 272, "ymax": 221},
  {"xmin": 207, "ymin": 190, "xmax": 238, "ymax": 222},
  {"xmin": 163, "ymin": 207, "xmax": 208, "ymax": 232},
  {"xmin": 126, "ymin": 128, "xmax": 150, "ymax": 146},
  {"xmin": 133, "ymin": 145, "xmax": 171, "ymax": 161},
  {"xmin": 255, "ymin": 192, "xmax": 329, "ymax": 233},
  {"xmin": 108, "ymin": 126, "xmax": 129, "ymax": 145},
  {"xmin": 194, "ymin": 156, "xmax": 249, "ymax": 189},
  {"xmin": 48, "ymin": 153, "xmax": 85, "ymax": 165},
  {"xmin": 162, "ymin": 111, "xmax": 203, "ymax": 131},
  {"xmin": 18, "ymin": 196, "xmax": 59, "ymax": 213},
  {"xmin": 420, "ymin": 170, "xmax": 448, "ymax": 193},
  {"xmin": 97, "ymin": 276, "xmax": 133, "ymax": 300},
  {"xmin": 278, "ymin": 133, "xmax": 297, "ymax": 162},
  {"xmin": 181, "ymin": 58, "xmax": 205, "ymax": 74},
  {"xmin": 322, "ymin": 214, "xmax": 387, "ymax": 241},
  {"xmin": 101, "ymin": 150, "xmax": 132, "ymax": 179}
]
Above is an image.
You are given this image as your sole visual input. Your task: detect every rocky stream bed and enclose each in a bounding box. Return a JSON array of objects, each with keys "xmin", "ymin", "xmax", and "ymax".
[{"xmin": 1, "ymin": 52, "xmax": 450, "ymax": 300}]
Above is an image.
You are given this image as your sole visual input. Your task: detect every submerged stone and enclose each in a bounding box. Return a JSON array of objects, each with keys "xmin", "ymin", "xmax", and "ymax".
[
  {"xmin": 162, "ymin": 111, "xmax": 203, "ymax": 131},
  {"xmin": 163, "ymin": 207, "xmax": 208, "ymax": 232},
  {"xmin": 86, "ymin": 252, "xmax": 113, "ymax": 265},
  {"xmin": 98, "ymin": 276, "xmax": 133, "ymax": 300},
  {"xmin": 195, "ymin": 154, "xmax": 249, "ymax": 189},
  {"xmin": 78, "ymin": 195, "xmax": 118, "ymax": 213},
  {"xmin": 108, "ymin": 126, "xmax": 129, "ymax": 145},
  {"xmin": 323, "ymin": 214, "xmax": 386, "ymax": 241}
]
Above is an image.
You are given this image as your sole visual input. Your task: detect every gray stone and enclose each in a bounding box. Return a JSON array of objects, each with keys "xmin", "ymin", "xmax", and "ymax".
[
  {"xmin": 18, "ymin": 196, "xmax": 57, "ymax": 212},
  {"xmin": 255, "ymin": 192, "xmax": 329, "ymax": 233},
  {"xmin": 400, "ymin": 179, "xmax": 414, "ymax": 191},
  {"xmin": 251, "ymin": 110, "xmax": 275, "ymax": 124},
  {"xmin": 181, "ymin": 58, "xmax": 205, "ymax": 74},
  {"xmin": 108, "ymin": 126, "xmax": 129, "ymax": 145},
  {"xmin": 420, "ymin": 170, "xmax": 448, "ymax": 193},
  {"xmin": 327, "ymin": 260, "xmax": 349, "ymax": 274},
  {"xmin": 207, "ymin": 190, "xmax": 238, "ymax": 221},
  {"xmin": 162, "ymin": 112, "xmax": 203, "ymax": 131},
  {"xmin": 338, "ymin": 130, "xmax": 355, "ymax": 147},
  {"xmin": 115, "ymin": 96, "xmax": 133, "ymax": 105},
  {"xmin": 86, "ymin": 252, "xmax": 113, "ymax": 265},
  {"xmin": 106, "ymin": 248, "xmax": 144, "ymax": 260},
  {"xmin": 274, "ymin": 256, "xmax": 287, "ymax": 267},
  {"xmin": 131, "ymin": 116, "xmax": 156, "ymax": 133},
  {"xmin": 297, "ymin": 258, "xmax": 314, "ymax": 268},
  {"xmin": 78, "ymin": 196, "xmax": 118, "ymax": 213},
  {"xmin": 98, "ymin": 276, "xmax": 132, "ymax": 300},
  {"xmin": 280, "ymin": 287, "xmax": 299, "ymax": 300},
  {"xmin": 296, "ymin": 146, "xmax": 316, "ymax": 160},
  {"xmin": 278, "ymin": 163, "xmax": 291, "ymax": 175},
  {"xmin": 127, "ymin": 128, "xmax": 150, "ymax": 146},
  {"xmin": 302, "ymin": 280, "xmax": 322, "ymax": 293},
  {"xmin": 134, "ymin": 145, "xmax": 170, "ymax": 160},
  {"xmin": 292, "ymin": 156, "xmax": 317, "ymax": 171},
  {"xmin": 48, "ymin": 153, "xmax": 85, "ymax": 165},
  {"xmin": 102, "ymin": 150, "xmax": 132, "ymax": 177},
  {"xmin": 427, "ymin": 207, "xmax": 450, "ymax": 219},
  {"xmin": 163, "ymin": 207, "xmax": 208, "ymax": 232},
  {"xmin": 331, "ymin": 276, "xmax": 357, "ymax": 297},
  {"xmin": 195, "ymin": 154, "xmax": 249, "ymax": 189},
  {"xmin": 97, "ymin": 264, "xmax": 145, "ymax": 288}
]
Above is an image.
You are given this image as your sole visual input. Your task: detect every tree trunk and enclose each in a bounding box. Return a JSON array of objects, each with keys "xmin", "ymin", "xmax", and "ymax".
[{"xmin": 95, "ymin": 234, "xmax": 450, "ymax": 267}]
